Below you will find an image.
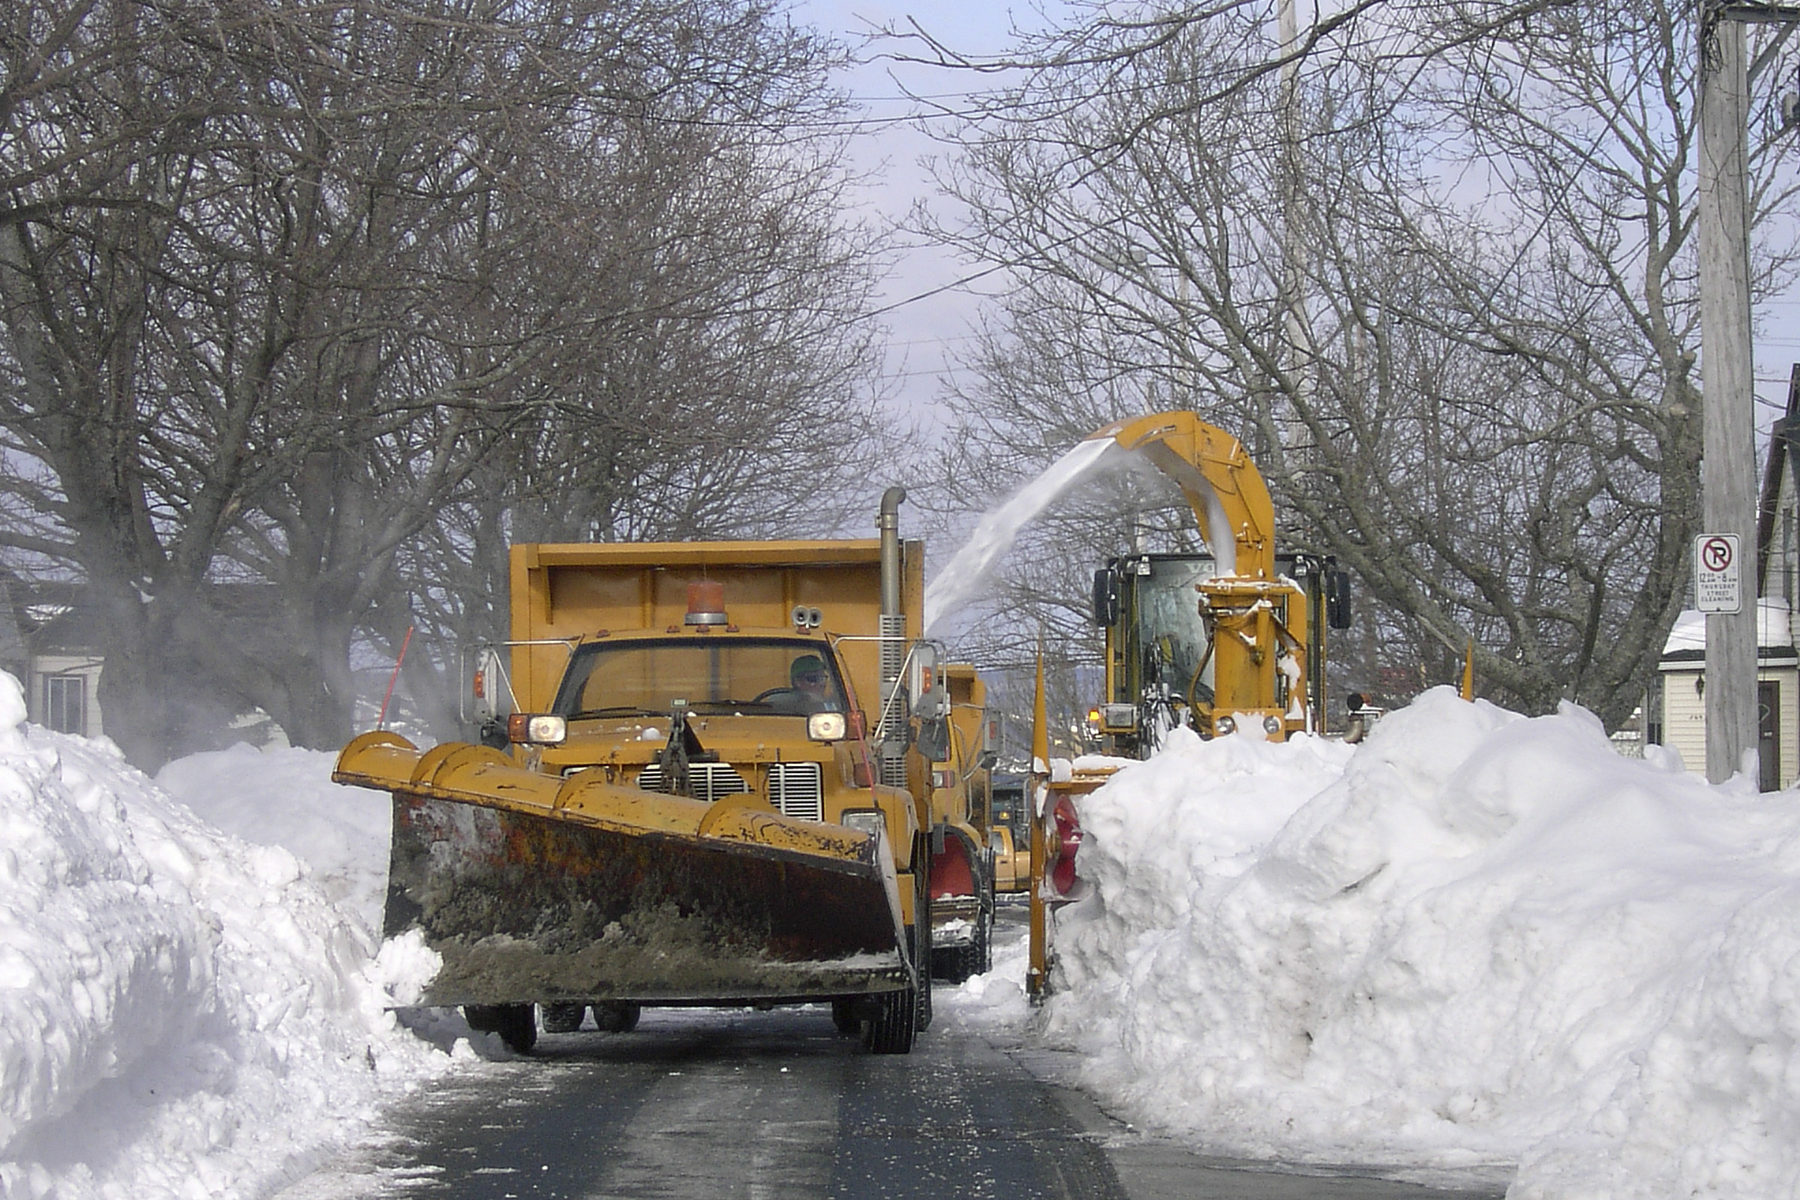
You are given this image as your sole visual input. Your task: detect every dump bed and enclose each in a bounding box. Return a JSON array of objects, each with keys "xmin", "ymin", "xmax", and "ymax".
[{"xmin": 509, "ymin": 540, "xmax": 924, "ymax": 717}]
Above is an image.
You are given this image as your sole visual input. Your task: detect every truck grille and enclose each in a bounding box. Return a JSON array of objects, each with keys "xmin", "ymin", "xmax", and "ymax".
[
  {"xmin": 768, "ymin": 762, "xmax": 824, "ymax": 822},
  {"xmin": 634, "ymin": 762, "xmax": 749, "ymax": 803}
]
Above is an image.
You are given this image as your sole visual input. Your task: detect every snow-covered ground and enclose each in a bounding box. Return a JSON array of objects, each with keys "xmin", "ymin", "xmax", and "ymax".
[{"xmin": 4, "ymin": 669, "xmax": 1797, "ymax": 1197}]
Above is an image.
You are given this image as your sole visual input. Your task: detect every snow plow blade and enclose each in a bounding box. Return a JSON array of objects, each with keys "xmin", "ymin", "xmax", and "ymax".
[{"xmin": 334, "ymin": 732, "xmax": 910, "ymax": 1005}]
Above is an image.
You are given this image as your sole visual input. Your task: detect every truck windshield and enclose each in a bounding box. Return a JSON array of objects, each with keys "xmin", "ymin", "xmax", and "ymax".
[{"xmin": 553, "ymin": 637, "xmax": 848, "ymax": 718}]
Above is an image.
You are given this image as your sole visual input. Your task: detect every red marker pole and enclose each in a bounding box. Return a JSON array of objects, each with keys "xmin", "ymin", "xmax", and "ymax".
[{"xmin": 377, "ymin": 625, "xmax": 414, "ymax": 730}]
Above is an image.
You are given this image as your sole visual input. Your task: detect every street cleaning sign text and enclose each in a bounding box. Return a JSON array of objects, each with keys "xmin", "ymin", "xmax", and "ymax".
[{"xmin": 1695, "ymin": 533, "xmax": 1742, "ymax": 614}]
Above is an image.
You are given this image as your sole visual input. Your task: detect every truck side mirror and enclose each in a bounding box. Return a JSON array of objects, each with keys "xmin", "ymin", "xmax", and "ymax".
[
  {"xmin": 1327, "ymin": 568, "xmax": 1353, "ymax": 631},
  {"xmin": 908, "ymin": 643, "xmax": 948, "ymax": 719},
  {"xmin": 1092, "ymin": 567, "xmax": 1120, "ymax": 627},
  {"xmin": 470, "ymin": 647, "xmax": 511, "ymax": 725},
  {"xmin": 916, "ymin": 717, "xmax": 950, "ymax": 764}
]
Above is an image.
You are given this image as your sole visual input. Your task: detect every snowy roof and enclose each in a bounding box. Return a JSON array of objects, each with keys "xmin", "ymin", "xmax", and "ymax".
[{"xmin": 1660, "ymin": 597, "xmax": 1796, "ymax": 664}]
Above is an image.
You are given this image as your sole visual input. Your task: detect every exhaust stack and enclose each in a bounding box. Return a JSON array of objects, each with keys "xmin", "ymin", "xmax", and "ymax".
[{"xmin": 878, "ymin": 487, "xmax": 908, "ymax": 786}]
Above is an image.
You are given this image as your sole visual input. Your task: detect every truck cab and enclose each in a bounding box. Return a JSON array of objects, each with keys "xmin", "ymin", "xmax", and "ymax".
[{"xmin": 522, "ymin": 627, "xmax": 919, "ymax": 863}]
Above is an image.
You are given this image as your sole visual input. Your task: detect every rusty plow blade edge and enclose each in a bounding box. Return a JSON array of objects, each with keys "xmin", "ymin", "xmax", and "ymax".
[{"xmin": 342, "ymin": 735, "xmax": 910, "ymax": 1007}]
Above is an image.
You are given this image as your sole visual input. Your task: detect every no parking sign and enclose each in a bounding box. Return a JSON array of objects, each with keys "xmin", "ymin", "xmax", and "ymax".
[{"xmin": 1695, "ymin": 533, "xmax": 1741, "ymax": 614}]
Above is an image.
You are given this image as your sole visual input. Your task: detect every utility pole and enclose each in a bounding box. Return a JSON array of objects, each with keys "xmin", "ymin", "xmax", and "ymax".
[
  {"xmin": 1698, "ymin": 2, "xmax": 1800, "ymax": 782},
  {"xmin": 1699, "ymin": 4, "xmax": 1757, "ymax": 783}
]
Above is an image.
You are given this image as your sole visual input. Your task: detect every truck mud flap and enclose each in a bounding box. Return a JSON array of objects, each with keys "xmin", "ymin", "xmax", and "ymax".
[{"xmin": 384, "ymin": 793, "xmax": 910, "ymax": 1005}]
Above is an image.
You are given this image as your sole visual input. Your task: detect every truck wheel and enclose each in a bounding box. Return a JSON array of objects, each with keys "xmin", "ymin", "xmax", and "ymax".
[
  {"xmin": 970, "ymin": 872, "xmax": 995, "ymax": 978},
  {"xmin": 541, "ymin": 1002, "xmax": 585, "ymax": 1034},
  {"xmin": 932, "ymin": 940, "xmax": 974, "ymax": 985},
  {"xmin": 915, "ymin": 924, "xmax": 934, "ymax": 1031},
  {"xmin": 464, "ymin": 1003, "xmax": 537, "ymax": 1054},
  {"xmin": 912, "ymin": 846, "xmax": 934, "ymax": 1032},
  {"xmin": 861, "ymin": 987, "xmax": 915, "ymax": 1054},
  {"xmin": 593, "ymin": 1001, "xmax": 640, "ymax": 1033},
  {"xmin": 935, "ymin": 940, "xmax": 984, "ymax": 985},
  {"xmin": 831, "ymin": 998, "xmax": 860, "ymax": 1036}
]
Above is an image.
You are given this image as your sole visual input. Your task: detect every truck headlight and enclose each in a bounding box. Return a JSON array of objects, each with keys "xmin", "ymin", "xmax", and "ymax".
[
  {"xmin": 839, "ymin": 808, "xmax": 887, "ymax": 848},
  {"xmin": 506, "ymin": 713, "xmax": 567, "ymax": 745},
  {"xmin": 807, "ymin": 711, "xmax": 847, "ymax": 742}
]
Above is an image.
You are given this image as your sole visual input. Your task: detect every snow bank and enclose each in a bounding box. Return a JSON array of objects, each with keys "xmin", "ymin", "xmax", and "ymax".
[
  {"xmin": 155, "ymin": 745, "xmax": 391, "ymax": 935},
  {"xmin": 1045, "ymin": 687, "xmax": 1800, "ymax": 1197},
  {"xmin": 0, "ymin": 678, "xmax": 448, "ymax": 1198},
  {"xmin": 936, "ymin": 910, "xmax": 1033, "ymax": 1033}
]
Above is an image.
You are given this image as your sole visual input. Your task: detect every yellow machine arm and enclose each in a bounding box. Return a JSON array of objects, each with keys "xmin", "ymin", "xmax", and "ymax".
[{"xmin": 1085, "ymin": 412, "xmax": 1278, "ymax": 580}]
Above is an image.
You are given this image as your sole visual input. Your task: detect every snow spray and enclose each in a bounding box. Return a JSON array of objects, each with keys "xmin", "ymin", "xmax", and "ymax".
[{"xmin": 924, "ymin": 437, "xmax": 1117, "ymax": 633}]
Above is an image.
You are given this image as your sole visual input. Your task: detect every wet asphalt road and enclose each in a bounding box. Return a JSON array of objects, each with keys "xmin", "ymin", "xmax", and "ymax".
[{"xmin": 278, "ymin": 1004, "xmax": 1510, "ymax": 1200}]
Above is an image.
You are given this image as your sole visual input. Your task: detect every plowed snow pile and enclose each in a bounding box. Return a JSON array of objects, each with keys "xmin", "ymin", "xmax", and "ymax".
[
  {"xmin": 0, "ymin": 676, "xmax": 448, "ymax": 1198},
  {"xmin": 1045, "ymin": 687, "xmax": 1800, "ymax": 1198}
]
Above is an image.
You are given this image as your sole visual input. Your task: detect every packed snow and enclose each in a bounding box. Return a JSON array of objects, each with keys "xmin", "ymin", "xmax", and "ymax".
[
  {"xmin": 0, "ymin": 677, "xmax": 451, "ymax": 1200},
  {"xmin": 1045, "ymin": 687, "xmax": 1800, "ymax": 1198},
  {"xmin": 5, "ymin": 665, "xmax": 1798, "ymax": 1198}
]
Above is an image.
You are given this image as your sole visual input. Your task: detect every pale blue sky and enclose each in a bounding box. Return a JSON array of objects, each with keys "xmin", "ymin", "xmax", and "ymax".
[
  {"xmin": 791, "ymin": 2, "xmax": 1800, "ymax": 434},
  {"xmin": 790, "ymin": 3, "xmax": 1068, "ymax": 432}
]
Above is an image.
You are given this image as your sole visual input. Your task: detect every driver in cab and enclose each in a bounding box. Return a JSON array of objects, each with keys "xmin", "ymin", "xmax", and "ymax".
[{"xmin": 785, "ymin": 654, "xmax": 842, "ymax": 715}]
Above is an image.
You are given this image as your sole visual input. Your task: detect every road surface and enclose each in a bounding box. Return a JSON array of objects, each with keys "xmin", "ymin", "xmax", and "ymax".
[{"xmin": 277, "ymin": 919, "xmax": 1509, "ymax": 1199}]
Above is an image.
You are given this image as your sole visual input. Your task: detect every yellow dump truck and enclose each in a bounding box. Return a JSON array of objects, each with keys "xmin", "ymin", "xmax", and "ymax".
[
  {"xmin": 986, "ymin": 773, "xmax": 1029, "ymax": 894},
  {"xmin": 336, "ymin": 491, "xmax": 978, "ymax": 1054},
  {"xmin": 923, "ymin": 663, "xmax": 998, "ymax": 981}
]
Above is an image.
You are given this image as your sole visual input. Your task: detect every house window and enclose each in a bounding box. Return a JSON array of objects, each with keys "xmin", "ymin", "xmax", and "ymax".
[{"xmin": 45, "ymin": 674, "xmax": 85, "ymax": 735}]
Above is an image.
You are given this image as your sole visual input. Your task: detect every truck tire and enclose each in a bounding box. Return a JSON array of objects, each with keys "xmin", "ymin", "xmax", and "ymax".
[
  {"xmin": 593, "ymin": 1001, "xmax": 641, "ymax": 1033},
  {"xmin": 975, "ymin": 899, "xmax": 993, "ymax": 976},
  {"xmin": 464, "ymin": 1003, "xmax": 537, "ymax": 1054},
  {"xmin": 915, "ymin": 920, "xmax": 934, "ymax": 1032},
  {"xmin": 935, "ymin": 938, "xmax": 983, "ymax": 985},
  {"xmin": 913, "ymin": 843, "xmax": 933, "ymax": 1032},
  {"xmin": 541, "ymin": 1002, "xmax": 585, "ymax": 1033},
  {"xmin": 861, "ymin": 986, "xmax": 915, "ymax": 1054},
  {"xmin": 972, "ymin": 868, "xmax": 994, "ymax": 977}
]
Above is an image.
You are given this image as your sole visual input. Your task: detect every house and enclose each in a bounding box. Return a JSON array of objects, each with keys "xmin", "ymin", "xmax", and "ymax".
[
  {"xmin": 0, "ymin": 580, "xmax": 289, "ymax": 746},
  {"xmin": 0, "ymin": 580, "xmax": 107, "ymax": 738},
  {"xmin": 1656, "ymin": 599, "xmax": 1797, "ymax": 790}
]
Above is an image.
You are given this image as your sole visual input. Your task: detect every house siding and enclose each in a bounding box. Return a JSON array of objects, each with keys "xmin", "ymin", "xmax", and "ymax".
[{"xmin": 1660, "ymin": 660, "xmax": 1799, "ymax": 787}]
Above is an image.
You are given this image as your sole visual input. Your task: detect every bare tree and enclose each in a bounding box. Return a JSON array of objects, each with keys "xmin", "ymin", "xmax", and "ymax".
[
  {"xmin": 0, "ymin": 0, "xmax": 890, "ymax": 767},
  {"xmin": 914, "ymin": 0, "xmax": 1800, "ymax": 728}
]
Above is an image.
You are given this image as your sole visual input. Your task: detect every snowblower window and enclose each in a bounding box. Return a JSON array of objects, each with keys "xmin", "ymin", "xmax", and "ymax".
[{"xmin": 554, "ymin": 639, "xmax": 847, "ymax": 718}]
